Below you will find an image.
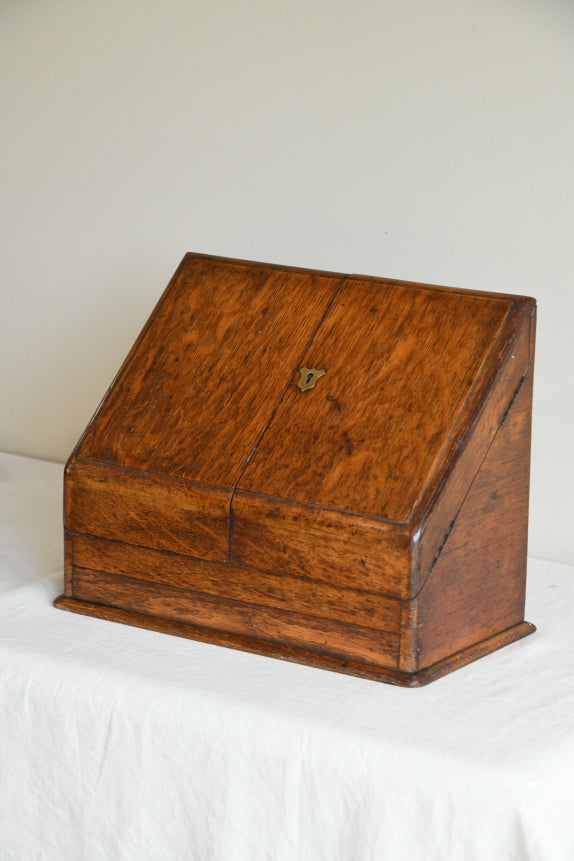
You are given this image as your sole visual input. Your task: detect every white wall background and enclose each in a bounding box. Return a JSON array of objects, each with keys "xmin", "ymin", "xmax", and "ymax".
[{"xmin": 1, "ymin": 0, "xmax": 573, "ymax": 564}]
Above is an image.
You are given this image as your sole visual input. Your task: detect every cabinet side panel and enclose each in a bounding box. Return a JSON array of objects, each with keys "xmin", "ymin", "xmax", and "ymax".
[
  {"xmin": 64, "ymin": 530, "xmax": 73, "ymax": 596},
  {"xmin": 414, "ymin": 300, "xmax": 533, "ymax": 593},
  {"xmin": 416, "ymin": 361, "xmax": 533, "ymax": 670}
]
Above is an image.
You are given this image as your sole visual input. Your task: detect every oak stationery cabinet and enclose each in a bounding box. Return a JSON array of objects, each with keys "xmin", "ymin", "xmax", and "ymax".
[{"xmin": 56, "ymin": 254, "xmax": 536, "ymax": 685}]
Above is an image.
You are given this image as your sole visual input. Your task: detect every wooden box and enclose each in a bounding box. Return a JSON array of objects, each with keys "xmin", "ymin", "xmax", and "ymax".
[{"xmin": 55, "ymin": 253, "xmax": 536, "ymax": 686}]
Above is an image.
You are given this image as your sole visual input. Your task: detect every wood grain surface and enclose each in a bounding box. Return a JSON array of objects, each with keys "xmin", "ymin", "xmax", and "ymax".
[
  {"xmin": 231, "ymin": 494, "xmax": 412, "ymax": 597},
  {"xmin": 413, "ymin": 298, "xmax": 535, "ymax": 590},
  {"xmin": 71, "ymin": 568, "xmax": 399, "ymax": 667},
  {"xmin": 75, "ymin": 254, "xmax": 342, "ymax": 486},
  {"xmin": 69, "ymin": 532, "xmax": 401, "ymax": 633},
  {"xmin": 238, "ymin": 278, "xmax": 512, "ymax": 521},
  {"xmin": 59, "ymin": 253, "xmax": 537, "ymax": 685},
  {"xmin": 412, "ymin": 311, "xmax": 536, "ymax": 671},
  {"xmin": 65, "ymin": 459, "xmax": 231, "ymax": 561},
  {"xmin": 53, "ymin": 595, "xmax": 535, "ymax": 687}
]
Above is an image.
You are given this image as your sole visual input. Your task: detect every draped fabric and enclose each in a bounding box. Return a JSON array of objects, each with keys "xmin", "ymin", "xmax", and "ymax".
[{"xmin": 1, "ymin": 452, "xmax": 573, "ymax": 860}]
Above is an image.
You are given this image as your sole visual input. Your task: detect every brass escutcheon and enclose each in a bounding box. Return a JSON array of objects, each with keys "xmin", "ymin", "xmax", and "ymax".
[{"xmin": 297, "ymin": 366, "xmax": 326, "ymax": 392}]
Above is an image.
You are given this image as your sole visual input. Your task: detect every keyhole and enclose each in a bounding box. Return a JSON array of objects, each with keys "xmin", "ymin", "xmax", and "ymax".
[{"xmin": 297, "ymin": 365, "xmax": 326, "ymax": 392}]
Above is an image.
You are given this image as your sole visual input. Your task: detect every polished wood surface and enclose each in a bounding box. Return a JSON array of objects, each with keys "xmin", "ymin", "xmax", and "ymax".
[
  {"xmin": 414, "ymin": 298, "xmax": 534, "ymax": 588},
  {"xmin": 69, "ymin": 255, "xmax": 343, "ymax": 560},
  {"xmin": 70, "ymin": 568, "xmax": 399, "ymax": 667},
  {"xmin": 76, "ymin": 255, "xmax": 342, "ymax": 486},
  {"xmin": 57, "ymin": 253, "xmax": 536, "ymax": 685},
  {"xmin": 412, "ymin": 310, "xmax": 536, "ymax": 671},
  {"xmin": 69, "ymin": 532, "xmax": 401, "ymax": 632},
  {"xmin": 231, "ymin": 496, "xmax": 412, "ymax": 596},
  {"xmin": 53, "ymin": 596, "xmax": 535, "ymax": 687},
  {"xmin": 66, "ymin": 459, "xmax": 230, "ymax": 560},
  {"xmin": 238, "ymin": 278, "xmax": 511, "ymax": 521},
  {"xmin": 231, "ymin": 298, "xmax": 531, "ymax": 600}
]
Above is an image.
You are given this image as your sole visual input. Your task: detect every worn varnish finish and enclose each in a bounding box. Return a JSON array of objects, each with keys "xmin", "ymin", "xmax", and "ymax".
[
  {"xmin": 56, "ymin": 253, "xmax": 536, "ymax": 685},
  {"xmin": 77, "ymin": 258, "xmax": 342, "ymax": 486},
  {"xmin": 70, "ymin": 533, "xmax": 401, "ymax": 633},
  {"xmin": 239, "ymin": 279, "xmax": 510, "ymax": 519}
]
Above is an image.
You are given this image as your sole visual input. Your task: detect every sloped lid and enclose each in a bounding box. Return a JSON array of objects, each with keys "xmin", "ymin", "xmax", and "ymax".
[
  {"xmin": 68, "ymin": 255, "xmax": 345, "ymax": 559},
  {"xmin": 232, "ymin": 271, "xmax": 533, "ymax": 598},
  {"xmin": 74, "ymin": 254, "xmax": 343, "ymax": 486},
  {"xmin": 237, "ymin": 275, "xmax": 514, "ymax": 523},
  {"xmin": 68, "ymin": 254, "xmax": 532, "ymax": 577}
]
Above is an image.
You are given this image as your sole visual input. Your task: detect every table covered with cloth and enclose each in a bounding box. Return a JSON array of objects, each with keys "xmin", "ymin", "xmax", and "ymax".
[{"xmin": 1, "ymin": 451, "xmax": 573, "ymax": 860}]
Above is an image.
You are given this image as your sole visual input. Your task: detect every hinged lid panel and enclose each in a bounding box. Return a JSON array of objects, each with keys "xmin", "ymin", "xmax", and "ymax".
[
  {"xmin": 237, "ymin": 278, "xmax": 512, "ymax": 522},
  {"xmin": 76, "ymin": 255, "xmax": 342, "ymax": 485},
  {"xmin": 67, "ymin": 255, "xmax": 343, "ymax": 560}
]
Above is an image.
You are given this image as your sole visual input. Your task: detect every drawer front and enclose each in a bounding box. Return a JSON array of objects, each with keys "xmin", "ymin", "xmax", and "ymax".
[{"xmin": 68, "ymin": 533, "xmax": 401, "ymax": 669}]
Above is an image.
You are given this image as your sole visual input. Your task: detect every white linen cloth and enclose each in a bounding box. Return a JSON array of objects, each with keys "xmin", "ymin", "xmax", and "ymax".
[{"xmin": 1, "ymin": 451, "xmax": 573, "ymax": 861}]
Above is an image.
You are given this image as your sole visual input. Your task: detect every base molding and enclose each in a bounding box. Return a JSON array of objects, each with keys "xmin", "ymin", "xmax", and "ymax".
[{"xmin": 53, "ymin": 595, "xmax": 535, "ymax": 687}]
